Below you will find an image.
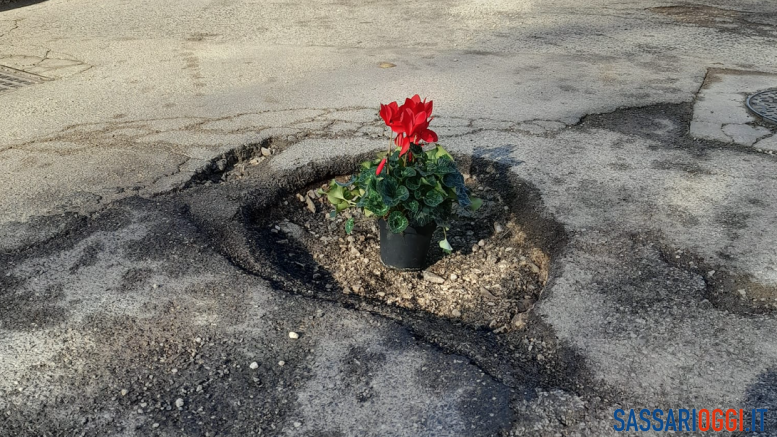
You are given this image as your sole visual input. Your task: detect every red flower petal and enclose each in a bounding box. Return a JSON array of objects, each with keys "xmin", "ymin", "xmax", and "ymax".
[
  {"xmin": 379, "ymin": 104, "xmax": 392, "ymax": 126},
  {"xmin": 376, "ymin": 157, "xmax": 387, "ymax": 175},
  {"xmin": 419, "ymin": 128, "xmax": 438, "ymax": 143}
]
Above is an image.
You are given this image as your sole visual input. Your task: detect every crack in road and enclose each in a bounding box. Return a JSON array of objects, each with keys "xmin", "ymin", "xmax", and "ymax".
[{"xmin": 0, "ymin": 18, "xmax": 21, "ymax": 39}]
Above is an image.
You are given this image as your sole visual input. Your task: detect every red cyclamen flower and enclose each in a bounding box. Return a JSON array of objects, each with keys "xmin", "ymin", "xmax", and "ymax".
[
  {"xmin": 379, "ymin": 95, "xmax": 438, "ymax": 156},
  {"xmin": 376, "ymin": 157, "xmax": 387, "ymax": 175}
]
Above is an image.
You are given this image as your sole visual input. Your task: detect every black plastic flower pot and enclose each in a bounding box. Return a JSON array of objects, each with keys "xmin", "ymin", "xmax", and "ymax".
[{"xmin": 378, "ymin": 219, "xmax": 437, "ymax": 271}]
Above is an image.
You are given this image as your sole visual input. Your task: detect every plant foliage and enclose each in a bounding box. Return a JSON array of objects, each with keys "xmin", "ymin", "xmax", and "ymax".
[
  {"xmin": 321, "ymin": 95, "xmax": 481, "ymax": 253},
  {"xmin": 321, "ymin": 143, "xmax": 480, "ymax": 252}
]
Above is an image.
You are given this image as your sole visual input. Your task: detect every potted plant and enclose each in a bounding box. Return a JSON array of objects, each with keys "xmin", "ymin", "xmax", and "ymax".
[{"xmin": 321, "ymin": 95, "xmax": 481, "ymax": 270}]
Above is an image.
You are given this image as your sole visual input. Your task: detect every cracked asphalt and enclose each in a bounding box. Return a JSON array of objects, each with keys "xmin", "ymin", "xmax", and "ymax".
[{"xmin": 2, "ymin": 0, "xmax": 777, "ymax": 435}]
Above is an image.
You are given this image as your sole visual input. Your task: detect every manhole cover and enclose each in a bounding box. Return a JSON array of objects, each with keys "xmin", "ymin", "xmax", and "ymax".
[
  {"xmin": 0, "ymin": 65, "xmax": 48, "ymax": 93},
  {"xmin": 747, "ymin": 89, "xmax": 777, "ymax": 124}
]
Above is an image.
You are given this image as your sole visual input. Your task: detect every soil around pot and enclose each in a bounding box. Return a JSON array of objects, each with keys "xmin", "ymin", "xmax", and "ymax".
[{"xmin": 250, "ymin": 158, "xmax": 560, "ymax": 333}]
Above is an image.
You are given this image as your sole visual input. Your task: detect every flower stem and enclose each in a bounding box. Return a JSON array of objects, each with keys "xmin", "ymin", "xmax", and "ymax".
[{"xmin": 386, "ymin": 131, "xmax": 392, "ymax": 175}]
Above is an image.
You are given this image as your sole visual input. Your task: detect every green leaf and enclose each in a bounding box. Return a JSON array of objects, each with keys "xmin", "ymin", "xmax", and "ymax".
[
  {"xmin": 409, "ymin": 143, "xmax": 424, "ymax": 157},
  {"xmin": 366, "ymin": 193, "xmax": 389, "ymax": 216},
  {"xmin": 433, "ymin": 157, "xmax": 457, "ymax": 175},
  {"xmin": 378, "ymin": 177, "xmax": 409, "ymax": 207},
  {"xmin": 387, "ymin": 211, "xmax": 409, "ymax": 233},
  {"xmin": 439, "ymin": 238, "xmax": 453, "ymax": 254},
  {"xmin": 427, "ymin": 144, "xmax": 453, "ymax": 161},
  {"xmin": 401, "ymin": 167, "xmax": 417, "ymax": 178},
  {"xmin": 405, "ymin": 199, "xmax": 420, "ymax": 213},
  {"xmin": 410, "ymin": 208, "xmax": 434, "ymax": 227},
  {"xmin": 326, "ymin": 184, "xmax": 347, "ymax": 204},
  {"xmin": 424, "ymin": 190, "xmax": 444, "ymax": 207},
  {"xmin": 405, "ymin": 178, "xmax": 420, "ymax": 190},
  {"xmin": 335, "ymin": 175, "xmax": 356, "ymax": 187},
  {"xmin": 443, "ymin": 172, "xmax": 465, "ymax": 188},
  {"xmin": 455, "ymin": 185, "xmax": 471, "ymax": 208},
  {"xmin": 345, "ymin": 218, "xmax": 354, "ymax": 235},
  {"xmin": 470, "ymin": 197, "xmax": 483, "ymax": 211}
]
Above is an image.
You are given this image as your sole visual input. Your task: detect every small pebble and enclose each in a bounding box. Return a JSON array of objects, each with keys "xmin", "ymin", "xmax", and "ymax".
[
  {"xmin": 120, "ymin": 389, "xmax": 128, "ymax": 396},
  {"xmin": 449, "ymin": 273, "xmax": 458, "ymax": 281},
  {"xmin": 249, "ymin": 362, "xmax": 259, "ymax": 369},
  {"xmin": 289, "ymin": 332, "xmax": 300, "ymax": 339},
  {"xmin": 260, "ymin": 147, "xmax": 271, "ymax": 156},
  {"xmin": 451, "ymin": 309, "xmax": 462, "ymax": 317},
  {"xmin": 422, "ymin": 271, "xmax": 445, "ymax": 284},
  {"xmin": 494, "ymin": 224, "xmax": 504, "ymax": 233},
  {"xmin": 175, "ymin": 398, "xmax": 184, "ymax": 409},
  {"xmin": 306, "ymin": 197, "xmax": 316, "ymax": 214},
  {"xmin": 294, "ymin": 421, "xmax": 302, "ymax": 428},
  {"xmin": 152, "ymin": 423, "xmax": 159, "ymax": 429},
  {"xmin": 278, "ymin": 361, "xmax": 285, "ymax": 367},
  {"xmin": 478, "ymin": 239, "xmax": 486, "ymax": 247}
]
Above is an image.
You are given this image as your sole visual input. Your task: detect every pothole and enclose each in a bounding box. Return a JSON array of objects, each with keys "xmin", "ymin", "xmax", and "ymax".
[{"xmin": 242, "ymin": 154, "xmax": 566, "ymax": 334}]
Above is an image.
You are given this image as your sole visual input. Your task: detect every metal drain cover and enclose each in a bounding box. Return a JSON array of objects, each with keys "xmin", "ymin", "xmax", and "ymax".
[
  {"xmin": 747, "ymin": 88, "xmax": 777, "ymax": 124},
  {"xmin": 0, "ymin": 65, "xmax": 48, "ymax": 93}
]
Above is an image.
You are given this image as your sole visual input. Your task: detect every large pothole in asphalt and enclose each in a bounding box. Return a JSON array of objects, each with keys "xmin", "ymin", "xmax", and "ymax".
[{"xmin": 241, "ymin": 153, "xmax": 567, "ymax": 334}]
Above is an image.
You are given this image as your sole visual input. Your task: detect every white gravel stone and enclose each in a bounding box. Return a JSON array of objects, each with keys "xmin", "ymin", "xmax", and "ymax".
[
  {"xmin": 289, "ymin": 331, "xmax": 299, "ymax": 339},
  {"xmin": 249, "ymin": 362, "xmax": 259, "ymax": 369},
  {"xmin": 423, "ymin": 271, "xmax": 445, "ymax": 284}
]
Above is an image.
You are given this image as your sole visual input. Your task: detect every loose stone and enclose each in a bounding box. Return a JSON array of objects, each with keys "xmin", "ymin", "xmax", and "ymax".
[
  {"xmin": 423, "ymin": 271, "xmax": 445, "ymax": 284},
  {"xmin": 306, "ymin": 197, "xmax": 316, "ymax": 214},
  {"xmin": 289, "ymin": 332, "xmax": 299, "ymax": 339},
  {"xmin": 249, "ymin": 362, "xmax": 259, "ymax": 369},
  {"xmin": 175, "ymin": 398, "xmax": 184, "ymax": 409}
]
